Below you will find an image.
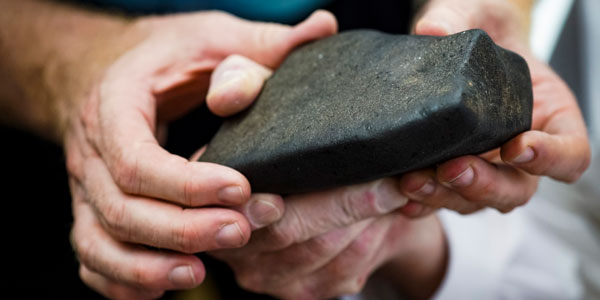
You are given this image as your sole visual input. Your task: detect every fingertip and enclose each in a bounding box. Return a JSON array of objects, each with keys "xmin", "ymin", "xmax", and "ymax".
[
  {"xmin": 168, "ymin": 259, "xmax": 206, "ymax": 289},
  {"xmin": 282, "ymin": 9, "xmax": 338, "ymax": 57},
  {"xmin": 502, "ymin": 130, "xmax": 591, "ymax": 182},
  {"xmin": 243, "ymin": 193, "xmax": 285, "ymax": 230},
  {"xmin": 188, "ymin": 259, "xmax": 207, "ymax": 287},
  {"xmin": 188, "ymin": 162, "xmax": 252, "ymax": 206},
  {"xmin": 207, "ymin": 55, "xmax": 272, "ymax": 117},
  {"xmin": 501, "ymin": 131, "xmax": 539, "ymax": 165},
  {"xmin": 214, "ymin": 210, "xmax": 252, "ymax": 249},
  {"xmin": 398, "ymin": 170, "xmax": 437, "ymax": 199},
  {"xmin": 298, "ymin": 10, "xmax": 338, "ymax": 37},
  {"xmin": 436, "ymin": 156, "xmax": 476, "ymax": 187},
  {"xmin": 414, "ymin": 19, "xmax": 452, "ymax": 36}
]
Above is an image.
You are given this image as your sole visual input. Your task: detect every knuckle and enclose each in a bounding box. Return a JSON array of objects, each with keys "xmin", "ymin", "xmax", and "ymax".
[
  {"xmin": 113, "ymin": 151, "xmax": 141, "ymax": 194},
  {"xmin": 266, "ymin": 222, "xmax": 296, "ymax": 249},
  {"xmin": 463, "ymin": 175, "xmax": 498, "ymax": 205},
  {"xmin": 171, "ymin": 218, "xmax": 199, "ymax": 253},
  {"xmin": 80, "ymin": 95, "xmax": 98, "ymax": 132},
  {"xmin": 78, "ymin": 266, "xmax": 91, "ymax": 283},
  {"xmin": 98, "ymin": 200, "xmax": 131, "ymax": 240},
  {"xmin": 267, "ymin": 205, "xmax": 309, "ymax": 247},
  {"xmin": 347, "ymin": 237, "xmax": 370, "ymax": 258},
  {"xmin": 308, "ymin": 236, "xmax": 338, "ymax": 257},
  {"xmin": 130, "ymin": 261, "xmax": 161, "ymax": 288},
  {"xmin": 255, "ymin": 26, "xmax": 276, "ymax": 52},
  {"xmin": 65, "ymin": 152, "xmax": 82, "ymax": 179},
  {"xmin": 338, "ymin": 188, "xmax": 372, "ymax": 224},
  {"xmin": 74, "ymin": 235, "xmax": 98, "ymax": 270},
  {"xmin": 182, "ymin": 168, "xmax": 200, "ymax": 207},
  {"xmin": 236, "ymin": 271, "xmax": 263, "ymax": 293}
]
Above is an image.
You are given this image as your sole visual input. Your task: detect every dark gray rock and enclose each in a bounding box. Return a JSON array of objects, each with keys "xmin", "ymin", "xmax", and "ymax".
[{"xmin": 200, "ymin": 29, "xmax": 533, "ymax": 194}]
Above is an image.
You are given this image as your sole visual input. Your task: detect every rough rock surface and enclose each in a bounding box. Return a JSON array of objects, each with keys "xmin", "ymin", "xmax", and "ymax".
[{"xmin": 200, "ymin": 29, "xmax": 533, "ymax": 194}]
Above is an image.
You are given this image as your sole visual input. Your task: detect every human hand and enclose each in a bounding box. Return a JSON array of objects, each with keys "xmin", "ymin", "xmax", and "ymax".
[
  {"xmin": 396, "ymin": 0, "xmax": 591, "ymax": 216},
  {"xmin": 65, "ymin": 10, "xmax": 337, "ymax": 299},
  {"xmin": 211, "ymin": 179, "xmax": 447, "ymax": 300},
  {"xmin": 190, "ymin": 51, "xmax": 442, "ymax": 299}
]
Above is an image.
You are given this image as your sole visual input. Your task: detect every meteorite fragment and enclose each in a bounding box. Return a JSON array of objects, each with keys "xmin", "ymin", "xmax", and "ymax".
[{"xmin": 200, "ymin": 29, "xmax": 533, "ymax": 194}]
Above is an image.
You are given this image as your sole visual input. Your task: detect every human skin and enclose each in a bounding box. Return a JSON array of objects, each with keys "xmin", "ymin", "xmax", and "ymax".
[
  {"xmin": 396, "ymin": 0, "xmax": 590, "ymax": 216},
  {"xmin": 0, "ymin": 1, "xmax": 338, "ymax": 298},
  {"xmin": 208, "ymin": 56, "xmax": 446, "ymax": 300},
  {"xmin": 213, "ymin": 0, "xmax": 591, "ymax": 299},
  {"xmin": 0, "ymin": 0, "xmax": 590, "ymax": 299}
]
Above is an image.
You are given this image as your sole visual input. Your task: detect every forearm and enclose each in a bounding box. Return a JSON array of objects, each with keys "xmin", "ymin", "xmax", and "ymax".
[{"xmin": 0, "ymin": 0, "xmax": 141, "ymax": 142}]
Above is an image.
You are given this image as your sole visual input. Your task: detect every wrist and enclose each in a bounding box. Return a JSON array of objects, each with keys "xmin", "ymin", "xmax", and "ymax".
[{"xmin": 51, "ymin": 16, "xmax": 150, "ymax": 144}]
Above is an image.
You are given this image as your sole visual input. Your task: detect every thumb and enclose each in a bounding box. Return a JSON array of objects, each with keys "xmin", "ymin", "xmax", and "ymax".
[
  {"xmin": 206, "ymin": 54, "xmax": 272, "ymax": 117},
  {"xmin": 242, "ymin": 10, "xmax": 338, "ymax": 68},
  {"xmin": 413, "ymin": 0, "xmax": 473, "ymax": 36}
]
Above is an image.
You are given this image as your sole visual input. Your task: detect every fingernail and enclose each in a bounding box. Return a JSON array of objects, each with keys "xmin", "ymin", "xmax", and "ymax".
[
  {"xmin": 411, "ymin": 180, "xmax": 436, "ymax": 198},
  {"xmin": 218, "ymin": 185, "xmax": 245, "ymax": 205},
  {"xmin": 213, "ymin": 70, "xmax": 243, "ymax": 88},
  {"xmin": 248, "ymin": 199, "xmax": 281, "ymax": 228},
  {"xmin": 417, "ymin": 19, "xmax": 453, "ymax": 35},
  {"xmin": 447, "ymin": 166, "xmax": 474, "ymax": 187},
  {"xmin": 207, "ymin": 70, "xmax": 244, "ymax": 99},
  {"xmin": 376, "ymin": 183, "xmax": 409, "ymax": 213},
  {"xmin": 437, "ymin": 21, "xmax": 453, "ymax": 34},
  {"xmin": 169, "ymin": 265, "xmax": 196, "ymax": 288},
  {"xmin": 216, "ymin": 222, "xmax": 245, "ymax": 247},
  {"xmin": 512, "ymin": 147, "xmax": 535, "ymax": 164}
]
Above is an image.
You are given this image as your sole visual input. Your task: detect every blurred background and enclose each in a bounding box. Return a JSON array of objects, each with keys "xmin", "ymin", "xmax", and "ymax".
[
  {"xmin": 533, "ymin": 0, "xmax": 599, "ymax": 138},
  {"xmin": 0, "ymin": 0, "xmax": 597, "ymax": 298}
]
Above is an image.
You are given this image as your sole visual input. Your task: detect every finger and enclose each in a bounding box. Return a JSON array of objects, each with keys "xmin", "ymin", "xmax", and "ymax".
[
  {"xmin": 90, "ymin": 74, "xmax": 251, "ymax": 207},
  {"xmin": 397, "ymin": 169, "xmax": 482, "ymax": 216},
  {"xmin": 296, "ymin": 216, "xmax": 394, "ymax": 299},
  {"xmin": 238, "ymin": 193, "xmax": 284, "ymax": 230},
  {"xmin": 412, "ymin": 0, "xmax": 529, "ymax": 49},
  {"xmin": 235, "ymin": 10, "xmax": 338, "ymax": 68},
  {"xmin": 71, "ymin": 195, "xmax": 206, "ymax": 292},
  {"xmin": 247, "ymin": 178, "xmax": 408, "ymax": 252},
  {"xmin": 502, "ymin": 131, "xmax": 590, "ymax": 183},
  {"xmin": 413, "ymin": 0, "xmax": 469, "ymax": 36},
  {"xmin": 227, "ymin": 220, "xmax": 372, "ymax": 296},
  {"xmin": 80, "ymin": 157, "xmax": 250, "ymax": 252},
  {"xmin": 501, "ymin": 62, "xmax": 591, "ymax": 182},
  {"xmin": 206, "ymin": 54, "xmax": 272, "ymax": 117},
  {"xmin": 436, "ymin": 155, "xmax": 538, "ymax": 212},
  {"xmin": 79, "ymin": 265, "xmax": 164, "ymax": 300}
]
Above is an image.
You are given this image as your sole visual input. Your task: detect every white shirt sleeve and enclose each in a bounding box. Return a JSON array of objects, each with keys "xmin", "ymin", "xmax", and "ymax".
[
  {"xmin": 343, "ymin": 204, "xmax": 583, "ymax": 300},
  {"xmin": 346, "ymin": 143, "xmax": 600, "ymax": 300},
  {"xmin": 433, "ymin": 205, "xmax": 582, "ymax": 300}
]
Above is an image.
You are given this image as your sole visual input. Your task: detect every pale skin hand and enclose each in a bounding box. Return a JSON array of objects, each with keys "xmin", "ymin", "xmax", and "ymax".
[
  {"xmin": 70, "ymin": 14, "xmax": 337, "ymax": 300},
  {"xmin": 211, "ymin": 178, "xmax": 446, "ymax": 300},
  {"xmin": 396, "ymin": 0, "xmax": 591, "ymax": 217},
  {"xmin": 0, "ymin": 1, "xmax": 337, "ymax": 298},
  {"xmin": 209, "ymin": 1, "xmax": 591, "ymax": 299},
  {"xmin": 207, "ymin": 57, "xmax": 445, "ymax": 300}
]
